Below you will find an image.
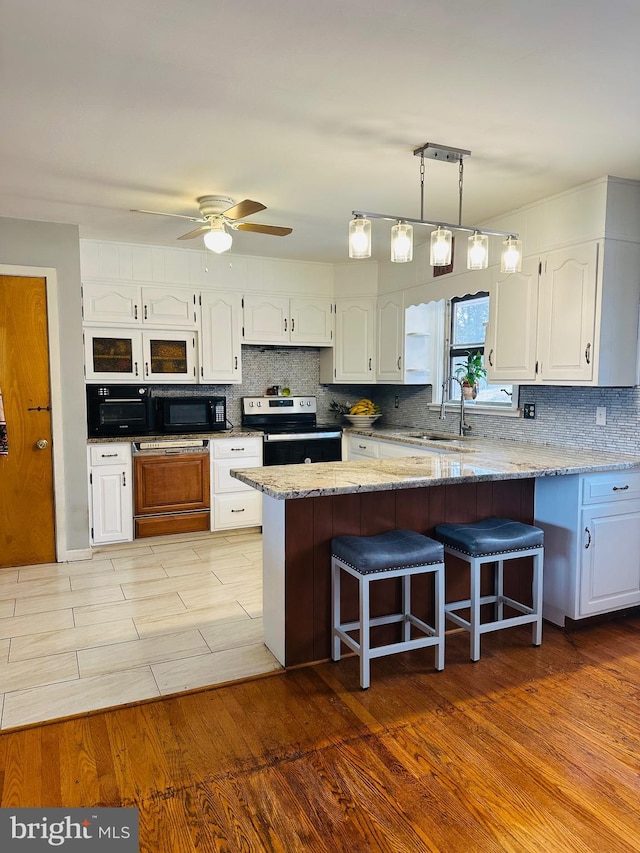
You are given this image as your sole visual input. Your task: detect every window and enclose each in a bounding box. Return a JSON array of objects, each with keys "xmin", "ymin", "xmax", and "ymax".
[{"xmin": 447, "ymin": 293, "xmax": 513, "ymax": 406}]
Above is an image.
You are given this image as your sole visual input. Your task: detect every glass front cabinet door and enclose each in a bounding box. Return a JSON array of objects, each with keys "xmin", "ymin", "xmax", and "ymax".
[
  {"xmin": 84, "ymin": 329, "xmax": 197, "ymax": 382},
  {"xmin": 142, "ymin": 331, "xmax": 197, "ymax": 382}
]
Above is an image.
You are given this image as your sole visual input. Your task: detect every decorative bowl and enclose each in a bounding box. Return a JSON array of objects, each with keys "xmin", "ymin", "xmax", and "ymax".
[{"xmin": 344, "ymin": 414, "xmax": 381, "ymax": 427}]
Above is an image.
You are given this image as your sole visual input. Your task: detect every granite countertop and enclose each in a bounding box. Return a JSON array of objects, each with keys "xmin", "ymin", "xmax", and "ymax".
[
  {"xmin": 231, "ymin": 430, "xmax": 640, "ymax": 500},
  {"xmin": 87, "ymin": 428, "xmax": 263, "ymax": 444}
]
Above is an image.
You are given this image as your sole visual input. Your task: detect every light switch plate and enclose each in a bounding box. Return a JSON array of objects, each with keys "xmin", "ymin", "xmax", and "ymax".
[{"xmin": 596, "ymin": 406, "xmax": 607, "ymax": 426}]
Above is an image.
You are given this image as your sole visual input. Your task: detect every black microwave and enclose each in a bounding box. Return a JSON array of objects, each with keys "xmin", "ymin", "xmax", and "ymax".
[
  {"xmin": 87, "ymin": 385, "xmax": 155, "ymax": 437},
  {"xmin": 155, "ymin": 396, "xmax": 227, "ymax": 433}
]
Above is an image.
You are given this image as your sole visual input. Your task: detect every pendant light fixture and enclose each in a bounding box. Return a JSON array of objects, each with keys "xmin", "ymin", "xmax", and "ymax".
[
  {"xmin": 348, "ymin": 142, "xmax": 521, "ymax": 273},
  {"xmin": 501, "ymin": 235, "xmax": 523, "ymax": 273},
  {"xmin": 467, "ymin": 231, "xmax": 489, "ymax": 270},
  {"xmin": 348, "ymin": 215, "xmax": 372, "ymax": 259},
  {"xmin": 391, "ymin": 221, "xmax": 413, "ymax": 263}
]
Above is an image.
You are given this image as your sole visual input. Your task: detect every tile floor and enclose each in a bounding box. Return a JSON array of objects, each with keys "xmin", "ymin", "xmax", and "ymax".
[{"xmin": 0, "ymin": 529, "xmax": 281, "ymax": 730}]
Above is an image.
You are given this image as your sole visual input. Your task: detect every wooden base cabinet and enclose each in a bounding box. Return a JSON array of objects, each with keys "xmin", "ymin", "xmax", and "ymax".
[
  {"xmin": 88, "ymin": 443, "xmax": 133, "ymax": 545},
  {"xmin": 535, "ymin": 469, "xmax": 640, "ymax": 626}
]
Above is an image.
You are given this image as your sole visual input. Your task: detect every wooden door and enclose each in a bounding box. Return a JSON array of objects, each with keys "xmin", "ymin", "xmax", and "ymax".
[{"xmin": 0, "ymin": 275, "xmax": 56, "ymax": 567}]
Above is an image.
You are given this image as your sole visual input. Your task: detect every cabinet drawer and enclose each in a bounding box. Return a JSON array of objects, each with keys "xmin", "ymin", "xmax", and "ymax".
[
  {"xmin": 211, "ymin": 437, "xmax": 263, "ymax": 459},
  {"xmin": 213, "ymin": 492, "xmax": 262, "ymax": 529},
  {"xmin": 89, "ymin": 443, "xmax": 131, "ymax": 466},
  {"xmin": 581, "ymin": 470, "xmax": 640, "ymax": 504},
  {"xmin": 347, "ymin": 436, "xmax": 378, "ymax": 458},
  {"xmin": 214, "ymin": 457, "xmax": 261, "ymax": 493}
]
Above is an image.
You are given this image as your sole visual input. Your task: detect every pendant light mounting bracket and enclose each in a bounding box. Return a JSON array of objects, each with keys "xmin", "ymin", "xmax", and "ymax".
[{"xmin": 413, "ymin": 142, "xmax": 471, "ymax": 162}]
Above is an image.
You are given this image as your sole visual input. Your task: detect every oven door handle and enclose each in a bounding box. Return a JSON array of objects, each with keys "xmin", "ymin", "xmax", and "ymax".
[{"xmin": 264, "ymin": 431, "xmax": 342, "ymax": 441}]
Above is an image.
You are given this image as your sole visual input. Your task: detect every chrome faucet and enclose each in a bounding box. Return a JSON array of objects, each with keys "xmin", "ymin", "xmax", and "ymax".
[{"xmin": 439, "ymin": 376, "xmax": 472, "ymax": 437}]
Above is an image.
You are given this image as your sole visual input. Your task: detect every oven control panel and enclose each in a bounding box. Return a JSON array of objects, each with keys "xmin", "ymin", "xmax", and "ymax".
[{"xmin": 241, "ymin": 396, "xmax": 317, "ymax": 414}]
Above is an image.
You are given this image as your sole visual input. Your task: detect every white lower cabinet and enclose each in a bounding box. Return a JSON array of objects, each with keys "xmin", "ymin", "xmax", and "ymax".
[
  {"xmin": 535, "ymin": 469, "xmax": 640, "ymax": 625},
  {"xmin": 346, "ymin": 434, "xmax": 455, "ymax": 461},
  {"xmin": 88, "ymin": 443, "xmax": 133, "ymax": 545},
  {"xmin": 211, "ymin": 436, "xmax": 263, "ymax": 530}
]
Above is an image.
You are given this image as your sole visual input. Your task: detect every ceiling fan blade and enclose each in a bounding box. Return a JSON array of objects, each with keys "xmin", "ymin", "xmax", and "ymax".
[
  {"xmin": 177, "ymin": 224, "xmax": 211, "ymax": 240},
  {"xmin": 130, "ymin": 208, "xmax": 206, "ymax": 222},
  {"xmin": 222, "ymin": 199, "xmax": 266, "ymax": 220},
  {"xmin": 234, "ymin": 222, "xmax": 293, "ymax": 236}
]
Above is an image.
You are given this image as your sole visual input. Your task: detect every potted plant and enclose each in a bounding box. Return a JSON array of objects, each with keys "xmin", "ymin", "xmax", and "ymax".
[{"xmin": 454, "ymin": 351, "xmax": 487, "ymax": 400}]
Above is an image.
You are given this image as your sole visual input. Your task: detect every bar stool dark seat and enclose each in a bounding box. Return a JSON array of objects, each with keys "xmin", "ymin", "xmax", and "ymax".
[
  {"xmin": 331, "ymin": 529, "xmax": 445, "ymax": 689},
  {"xmin": 434, "ymin": 517, "xmax": 544, "ymax": 661}
]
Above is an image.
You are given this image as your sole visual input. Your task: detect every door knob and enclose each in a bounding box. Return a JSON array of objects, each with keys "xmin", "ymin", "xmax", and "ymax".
[{"xmin": 36, "ymin": 439, "xmax": 48, "ymax": 450}]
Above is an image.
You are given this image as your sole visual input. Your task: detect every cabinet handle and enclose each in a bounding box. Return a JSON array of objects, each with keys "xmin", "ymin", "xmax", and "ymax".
[
  {"xmin": 291, "ymin": 318, "xmax": 295, "ymax": 332},
  {"xmin": 231, "ymin": 508, "xmax": 245, "ymax": 513},
  {"xmin": 284, "ymin": 318, "xmax": 288, "ymax": 332},
  {"xmin": 397, "ymin": 356, "xmax": 402, "ymax": 370},
  {"xmin": 101, "ymin": 453, "xmax": 118, "ymax": 458},
  {"xmin": 145, "ymin": 362, "xmax": 149, "ymax": 377},
  {"xmin": 584, "ymin": 527, "xmax": 592, "ymax": 549},
  {"xmin": 234, "ymin": 356, "xmax": 238, "ymax": 369},
  {"xmin": 358, "ymin": 444, "xmax": 367, "ymax": 450},
  {"xmin": 134, "ymin": 305, "xmax": 138, "ymax": 320},
  {"xmin": 368, "ymin": 358, "xmax": 372, "ymax": 371},
  {"xmin": 122, "ymin": 472, "xmax": 127, "ymax": 487},
  {"xmin": 612, "ymin": 485, "xmax": 630, "ymax": 491},
  {"xmin": 535, "ymin": 360, "xmax": 539, "ymax": 375},
  {"xmin": 134, "ymin": 361, "xmax": 139, "ymax": 377},
  {"xmin": 230, "ymin": 447, "xmax": 246, "ymax": 452},
  {"xmin": 144, "ymin": 305, "xmax": 148, "ymax": 320},
  {"xmin": 488, "ymin": 348, "xmax": 494, "ymax": 367},
  {"xmin": 585, "ymin": 342, "xmax": 591, "ymax": 364}
]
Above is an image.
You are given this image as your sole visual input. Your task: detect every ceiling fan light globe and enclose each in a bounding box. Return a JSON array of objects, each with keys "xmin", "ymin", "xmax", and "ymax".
[{"xmin": 203, "ymin": 228, "xmax": 233, "ymax": 254}]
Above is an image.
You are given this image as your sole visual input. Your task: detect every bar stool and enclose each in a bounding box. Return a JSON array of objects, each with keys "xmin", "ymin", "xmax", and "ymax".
[
  {"xmin": 331, "ymin": 529, "xmax": 445, "ymax": 689},
  {"xmin": 434, "ymin": 517, "xmax": 544, "ymax": 662}
]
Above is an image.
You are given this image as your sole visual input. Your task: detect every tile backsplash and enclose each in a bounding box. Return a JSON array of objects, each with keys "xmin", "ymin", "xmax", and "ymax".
[{"xmin": 157, "ymin": 345, "xmax": 640, "ymax": 454}]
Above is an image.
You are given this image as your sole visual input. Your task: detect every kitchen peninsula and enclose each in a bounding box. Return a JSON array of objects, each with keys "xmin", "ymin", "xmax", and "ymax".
[{"xmin": 232, "ymin": 435, "xmax": 640, "ymax": 667}]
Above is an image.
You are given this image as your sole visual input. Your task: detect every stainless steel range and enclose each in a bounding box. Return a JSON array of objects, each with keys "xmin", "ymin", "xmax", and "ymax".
[{"xmin": 241, "ymin": 396, "xmax": 342, "ymax": 465}]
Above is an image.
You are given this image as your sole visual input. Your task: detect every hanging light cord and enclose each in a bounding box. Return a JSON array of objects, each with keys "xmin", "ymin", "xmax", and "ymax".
[{"xmin": 458, "ymin": 157, "xmax": 464, "ymax": 227}]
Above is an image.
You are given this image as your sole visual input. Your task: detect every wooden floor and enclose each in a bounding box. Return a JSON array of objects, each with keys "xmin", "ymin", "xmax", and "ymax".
[{"xmin": 1, "ymin": 616, "xmax": 639, "ymax": 852}]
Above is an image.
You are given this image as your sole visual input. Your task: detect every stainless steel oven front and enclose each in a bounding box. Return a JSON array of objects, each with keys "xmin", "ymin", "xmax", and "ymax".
[{"xmin": 241, "ymin": 396, "xmax": 342, "ymax": 465}]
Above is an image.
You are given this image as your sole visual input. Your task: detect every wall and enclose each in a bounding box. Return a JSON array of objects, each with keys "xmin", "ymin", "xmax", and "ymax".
[{"xmin": 0, "ymin": 217, "xmax": 89, "ymax": 553}]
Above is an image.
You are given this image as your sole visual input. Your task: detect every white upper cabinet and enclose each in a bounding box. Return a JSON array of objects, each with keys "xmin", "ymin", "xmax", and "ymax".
[
  {"xmin": 141, "ymin": 287, "xmax": 197, "ymax": 328},
  {"xmin": 82, "ymin": 282, "xmax": 141, "ymax": 325},
  {"xmin": 242, "ymin": 294, "xmax": 333, "ymax": 345},
  {"xmin": 486, "ymin": 240, "xmax": 638, "ymax": 386},
  {"xmin": 83, "ymin": 282, "xmax": 197, "ymax": 328},
  {"xmin": 376, "ymin": 294, "xmax": 404, "ymax": 382},
  {"xmin": 319, "ymin": 298, "xmax": 376, "ymax": 383},
  {"xmin": 199, "ymin": 291, "xmax": 242, "ymax": 384},
  {"xmin": 290, "ymin": 297, "xmax": 334, "ymax": 345}
]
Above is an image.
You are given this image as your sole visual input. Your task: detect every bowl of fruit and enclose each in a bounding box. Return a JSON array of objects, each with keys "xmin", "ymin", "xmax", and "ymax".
[{"xmin": 344, "ymin": 399, "xmax": 382, "ymax": 427}]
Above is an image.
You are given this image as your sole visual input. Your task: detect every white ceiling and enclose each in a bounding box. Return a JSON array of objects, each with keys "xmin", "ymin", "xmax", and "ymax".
[{"xmin": 1, "ymin": 0, "xmax": 639, "ymax": 264}]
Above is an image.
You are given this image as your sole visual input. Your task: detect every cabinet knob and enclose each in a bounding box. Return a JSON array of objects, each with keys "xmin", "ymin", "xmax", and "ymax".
[{"xmin": 35, "ymin": 438, "xmax": 48, "ymax": 450}]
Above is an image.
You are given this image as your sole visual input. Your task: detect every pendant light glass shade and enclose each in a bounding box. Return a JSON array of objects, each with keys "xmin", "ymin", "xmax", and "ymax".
[
  {"xmin": 501, "ymin": 235, "xmax": 522, "ymax": 273},
  {"xmin": 203, "ymin": 221, "xmax": 233, "ymax": 254},
  {"xmin": 467, "ymin": 232, "xmax": 489, "ymax": 270},
  {"xmin": 348, "ymin": 216, "xmax": 372, "ymax": 259},
  {"xmin": 430, "ymin": 226, "xmax": 452, "ymax": 266},
  {"xmin": 391, "ymin": 221, "xmax": 413, "ymax": 263}
]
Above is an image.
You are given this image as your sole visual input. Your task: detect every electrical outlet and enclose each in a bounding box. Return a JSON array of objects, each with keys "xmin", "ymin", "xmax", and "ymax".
[
  {"xmin": 596, "ymin": 406, "xmax": 607, "ymax": 426},
  {"xmin": 523, "ymin": 403, "xmax": 536, "ymax": 420},
  {"xmin": 394, "ymin": 396, "xmax": 400, "ymax": 409}
]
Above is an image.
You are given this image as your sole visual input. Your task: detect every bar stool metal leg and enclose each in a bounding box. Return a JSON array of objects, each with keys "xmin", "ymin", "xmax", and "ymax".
[
  {"xmin": 360, "ymin": 574, "xmax": 371, "ymax": 690},
  {"xmin": 332, "ymin": 558, "xmax": 341, "ymax": 663}
]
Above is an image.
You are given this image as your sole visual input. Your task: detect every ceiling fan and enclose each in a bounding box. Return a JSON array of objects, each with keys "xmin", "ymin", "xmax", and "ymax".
[{"xmin": 130, "ymin": 195, "xmax": 293, "ymax": 253}]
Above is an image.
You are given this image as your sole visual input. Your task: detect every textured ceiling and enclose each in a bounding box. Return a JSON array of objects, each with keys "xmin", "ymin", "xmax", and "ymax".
[{"xmin": 1, "ymin": 0, "xmax": 639, "ymax": 263}]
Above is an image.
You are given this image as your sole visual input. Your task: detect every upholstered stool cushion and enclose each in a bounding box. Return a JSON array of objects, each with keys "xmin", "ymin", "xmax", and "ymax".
[
  {"xmin": 434, "ymin": 517, "xmax": 544, "ymax": 557},
  {"xmin": 331, "ymin": 529, "xmax": 444, "ymax": 575}
]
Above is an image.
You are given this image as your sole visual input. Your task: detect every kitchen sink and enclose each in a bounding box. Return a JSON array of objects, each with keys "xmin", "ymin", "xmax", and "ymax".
[{"xmin": 405, "ymin": 432, "xmax": 460, "ymax": 441}]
